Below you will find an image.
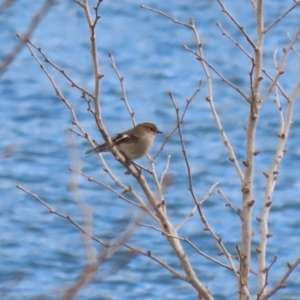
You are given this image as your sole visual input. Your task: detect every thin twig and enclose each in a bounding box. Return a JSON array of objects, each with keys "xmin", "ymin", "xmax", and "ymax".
[
  {"xmin": 257, "ymin": 256, "xmax": 277, "ymax": 300},
  {"xmin": 176, "ymin": 182, "xmax": 220, "ymax": 231},
  {"xmin": 217, "ymin": 0, "xmax": 256, "ymax": 49},
  {"xmin": 264, "ymin": 2, "xmax": 300, "ymax": 33},
  {"xmin": 169, "ymin": 93, "xmax": 199, "ymax": 206},
  {"xmin": 153, "ymin": 83, "xmax": 201, "ymax": 160},
  {"xmin": 23, "ymin": 39, "xmax": 94, "ymax": 98},
  {"xmin": 260, "ymin": 28, "xmax": 300, "ymax": 105},
  {"xmin": 258, "ymin": 63, "xmax": 300, "ymax": 293},
  {"xmin": 140, "ymin": 5, "xmax": 193, "ymax": 30},
  {"xmin": 108, "ymin": 52, "xmax": 136, "ymax": 126},
  {"xmin": 19, "ymin": 38, "xmax": 145, "ymax": 218},
  {"xmin": 272, "ymin": 85, "xmax": 285, "ymax": 133},
  {"xmin": 69, "ymin": 167, "xmax": 158, "ymax": 221},
  {"xmin": 249, "ymin": 0, "xmax": 257, "ymax": 13},
  {"xmin": 262, "ymin": 69, "xmax": 289, "ymax": 102},
  {"xmin": 159, "ymin": 155, "xmax": 171, "ymax": 186},
  {"xmin": 216, "ymin": 22, "xmax": 253, "ymax": 60},
  {"xmin": 183, "ymin": 44, "xmax": 250, "ymax": 103},
  {"xmin": 172, "ymin": 95, "xmax": 240, "ymax": 277},
  {"xmin": 17, "ymin": 184, "xmax": 189, "ymax": 283},
  {"xmin": 139, "ymin": 223, "xmax": 233, "ymax": 271},
  {"xmin": 262, "ymin": 256, "xmax": 300, "ymax": 300},
  {"xmin": 217, "ymin": 189, "xmax": 242, "ymax": 220},
  {"xmin": 16, "ymin": 185, "xmax": 109, "ymax": 247},
  {"xmin": 69, "ymin": 128, "xmax": 86, "ymax": 138}
]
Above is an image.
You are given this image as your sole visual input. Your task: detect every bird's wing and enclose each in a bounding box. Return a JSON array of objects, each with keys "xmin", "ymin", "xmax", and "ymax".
[{"xmin": 112, "ymin": 133, "xmax": 139, "ymax": 144}]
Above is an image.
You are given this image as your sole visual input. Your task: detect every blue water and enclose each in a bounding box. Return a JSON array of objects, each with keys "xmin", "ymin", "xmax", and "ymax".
[{"xmin": 1, "ymin": 1, "xmax": 300, "ymax": 299}]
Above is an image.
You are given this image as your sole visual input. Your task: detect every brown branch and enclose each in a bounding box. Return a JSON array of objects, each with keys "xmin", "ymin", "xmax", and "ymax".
[
  {"xmin": 69, "ymin": 167, "xmax": 158, "ymax": 221},
  {"xmin": 16, "ymin": 185, "xmax": 188, "ymax": 284},
  {"xmin": 140, "ymin": 223, "xmax": 233, "ymax": 271},
  {"xmin": 257, "ymin": 256, "xmax": 277, "ymax": 300},
  {"xmin": 140, "ymin": 5, "xmax": 193, "ymax": 30},
  {"xmin": 108, "ymin": 52, "xmax": 136, "ymax": 126},
  {"xmin": 262, "ymin": 256, "xmax": 300, "ymax": 300},
  {"xmin": 216, "ymin": 22, "xmax": 253, "ymax": 60},
  {"xmin": 176, "ymin": 182, "xmax": 220, "ymax": 231},
  {"xmin": 16, "ymin": 185, "xmax": 109, "ymax": 247},
  {"xmin": 169, "ymin": 92, "xmax": 199, "ymax": 206},
  {"xmin": 18, "ymin": 37, "xmax": 141, "ymax": 215},
  {"xmin": 217, "ymin": 189, "xmax": 242, "ymax": 220},
  {"xmin": 141, "ymin": 7, "xmax": 244, "ymax": 183},
  {"xmin": 183, "ymin": 44, "xmax": 250, "ymax": 103},
  {"xmin": 249, "ymin": 0, "xmax": 257, "ymax": 13},
  {"xmin": 260, "ymin": 28, "xmax": 300, "ymax": 105},
  {"xmin": 238, "ymin": 0, "xmax": 264, "ymax": 296},
  {"xmin": 258, "ymin": 29, "xmax": 300, "ymax": 295},
  {"xmin": 168, "ymin": 94, "xmax": 241, "ymax": 279},
  {"xmin": 153, "ymin": 82, "xmax": 201, "ymax": 160},
  {"xmin": 258, "ymin": 65, "xmax": 300, "ymax": 294},
  {"xmin": 262, "ymin": 69, "xmax": 289, "ymax": 102},
  {"xmin": 20, "ymin": 39, "xmax": 94, "ymax": 98},
  {"xmin": 217, "ymin": 0, "xmax": 256, "ymax": 49},
  {"xmin": 264, "ymin": 2, "xmax": 300, "ymax": 33}
]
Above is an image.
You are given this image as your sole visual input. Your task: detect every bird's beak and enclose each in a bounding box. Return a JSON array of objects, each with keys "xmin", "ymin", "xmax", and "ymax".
[{"xmin": 157, "ymin": 129, "xmax": 163, "ymax": 134}]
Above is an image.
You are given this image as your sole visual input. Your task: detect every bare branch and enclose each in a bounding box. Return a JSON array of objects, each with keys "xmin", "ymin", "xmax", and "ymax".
[
  {"xmin": 108, "ymin": 52, "xmax": 136, "ymax": 126},
  {"xmin": 262, "ymin": 256, "xmax": 300, "ymax": 300},
  {"xmin": 176, "ymin": 182, "xmax": 220, "ymax": 231},
  {"xmin": 260, "ymin": 28, "xmax": 300, "ymax": 105},
  {"xmin": 21, "ymin": 39, "xmax": 94, "ymax": 98},
  {"xmin": 264, "ymin": 2, "xmax": 300, "ymax": 33},
  {"xmin": 69, "ymin": 167, "xmax": 159, "ymax": 221},
  {"xmin": 257, "ymin": 256, "xmax": 277, "ymax": 300},
  {"xmin": 217, "ymin": 189, "xmax": 242, "ymax": 220},
  {"xmin": 153, "ymin": 82, "xmax": 201, "ymax": 160},
  {"xmin": 217, "ymin": 0, "xmax": 256, "ymax": 49},
  {"xmin": 140, "ymin": 5, "xmax": 192, "ymax": 30},
  {"xmin": 16, "ymin": 185, "xmax": 109, "ymax": 247},
  {"xmin": 216, "ymin": 22, "xmax": 253, "ymax": 60},
  {"xmin": 140, "ymin": 223, "xmax": 233, "ymax": 271},
  {"xmin": 272, "ymin": 85, "xmax": 285, "ymax": 133},
  {"xmin": 184, "ymin": 19, "xmax": 245, "ymax": 182},
  {"xmin": 16, "ymin": 185, "xmax": 192, "ymax": 286},
  {"xmin": 262, "ymin": 69, "xmax": 289, "ymax": 102},
  {"xmin": 249, "ymin": 0, "xmax": 257, "ymax": 13},
  {"xmin": 161, "ymin": 93, "xmax": 242, "ymax": 281},
  {"xmin": 258, "ymin": 65, "xmax": 300, "ymax": 293},
  {"xmin": 183, "ymin": 44, "xmax": 250, "ymax": 103},
  {"xmin": 169, "ymin": 93, "xmax": 199, "ymax": 207}
]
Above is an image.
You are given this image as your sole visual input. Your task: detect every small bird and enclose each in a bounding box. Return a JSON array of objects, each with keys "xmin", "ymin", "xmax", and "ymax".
[{"xmin": 86, "ymin": 122, "xmax": 162, "ymax": 161}]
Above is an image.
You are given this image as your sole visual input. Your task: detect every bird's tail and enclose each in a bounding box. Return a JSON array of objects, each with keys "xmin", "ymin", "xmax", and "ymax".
[{"xmin": 85, "ymin": 144, "xmax": 107, "ymax": 156}]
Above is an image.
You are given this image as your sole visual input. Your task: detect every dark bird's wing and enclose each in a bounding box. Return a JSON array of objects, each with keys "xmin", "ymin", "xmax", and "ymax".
[
  {"xmin": 85, "ymin": 133, "xmax": 138, "ymax": 156},
  {"xmin": 112, "ymin": 133, "xmax": 139, "ymax": 144}
]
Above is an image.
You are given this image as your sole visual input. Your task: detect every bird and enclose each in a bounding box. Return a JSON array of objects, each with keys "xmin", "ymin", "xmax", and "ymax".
[{"xmin": 86, "ymin": 122, "xmax": 162, "ymax": 161}]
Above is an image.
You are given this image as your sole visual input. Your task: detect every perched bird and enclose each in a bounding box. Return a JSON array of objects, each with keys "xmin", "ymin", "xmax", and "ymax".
[{"xmin": 86, "ymin": 122, "xmax": 162, "ymax": 160}]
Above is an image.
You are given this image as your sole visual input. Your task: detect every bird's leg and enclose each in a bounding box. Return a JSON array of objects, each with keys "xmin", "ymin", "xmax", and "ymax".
[
  {"xmin": 124, "ymin": 161, "xmax": 142, "ymax": 176},
  {"xmin": 131, "ymin": 161, "xmax": 142, "ymax": 175},
  {"xmin": 119, "ymin": 151, "xmax": 142, "ymax": 175}
]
